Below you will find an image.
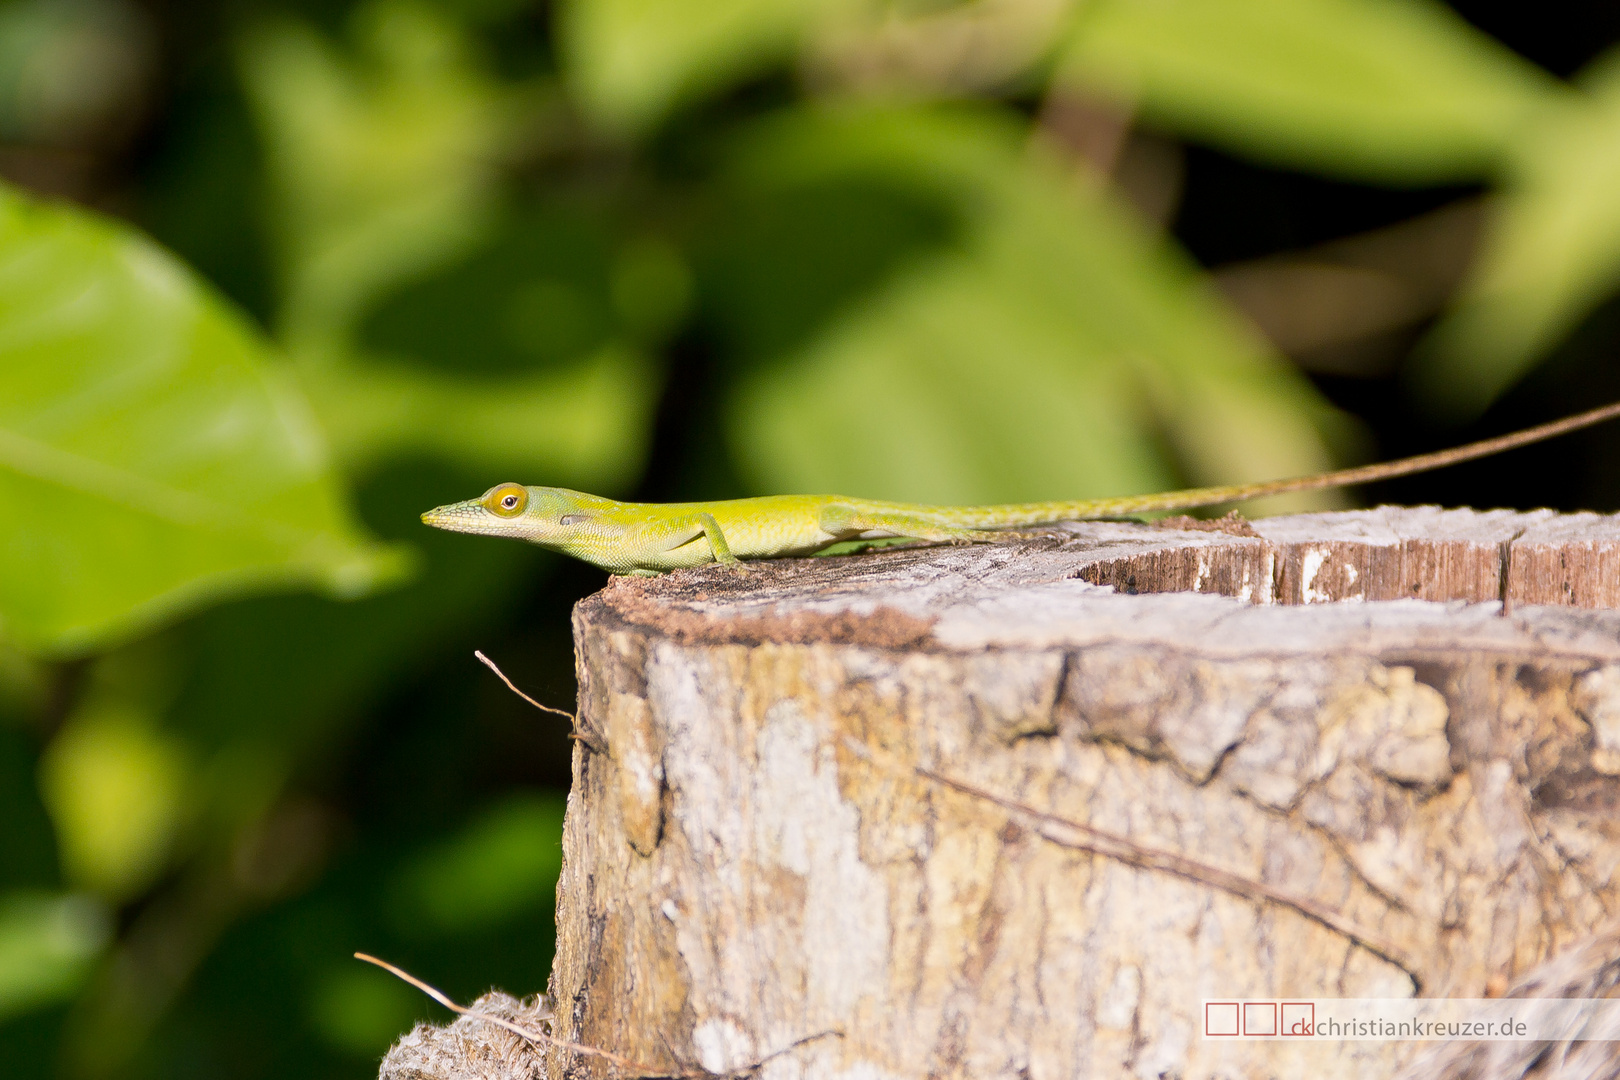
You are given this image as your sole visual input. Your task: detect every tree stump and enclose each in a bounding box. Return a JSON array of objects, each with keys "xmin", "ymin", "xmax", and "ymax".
[{"xmin": 390, "ymin": 507, "xmax": 1620, "ymax": 1079}]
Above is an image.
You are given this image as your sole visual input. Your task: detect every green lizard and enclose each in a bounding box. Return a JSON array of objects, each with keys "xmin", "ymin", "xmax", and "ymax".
[{"xmin": 421, "ymin": 401, "xmax": 1620, "ymax": 576}]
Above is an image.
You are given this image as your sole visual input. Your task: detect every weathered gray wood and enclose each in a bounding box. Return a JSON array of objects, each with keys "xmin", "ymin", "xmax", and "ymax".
[{"xmin": 388, "ymin": 507, "xmax": 1620, "ymax": 1079}]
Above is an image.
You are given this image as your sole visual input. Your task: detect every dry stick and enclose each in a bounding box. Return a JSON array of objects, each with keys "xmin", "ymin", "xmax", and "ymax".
[
  {"xmin": 475, "ymin": 650, "xmax": 605, "ymax": 750},
  {"xmin": 840, "ymin": 738, "xmax": 1417, "ymax": 979},
  {"xmin": 354, "ymin": 952, "xmax": 656, "ymax": 1074},
  {"xmin": 474, "ymin": 650, "xmax": 575, "ymax": 721}
]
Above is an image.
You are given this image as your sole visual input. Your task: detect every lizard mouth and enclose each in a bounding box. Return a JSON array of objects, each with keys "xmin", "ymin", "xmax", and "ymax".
[{"xmin": 420, "ymin": 500, "xmax": 509, "ymax": 536}]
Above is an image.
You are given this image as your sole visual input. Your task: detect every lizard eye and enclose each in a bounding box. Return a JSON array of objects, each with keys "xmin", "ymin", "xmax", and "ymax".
[{"xmin": 482, "ymin": 483, "xmax": 528, "ymax": 517}]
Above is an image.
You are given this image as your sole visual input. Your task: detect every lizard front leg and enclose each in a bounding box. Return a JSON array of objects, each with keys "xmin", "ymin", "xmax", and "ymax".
[{"xmin": 645, "ymin": 512, "xmax": 744, "ymax": 568}]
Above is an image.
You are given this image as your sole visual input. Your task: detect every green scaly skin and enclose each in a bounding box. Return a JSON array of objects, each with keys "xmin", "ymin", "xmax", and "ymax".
[{"xmin": 421, "ymin": 401, "xmax": 1620, "ymax": 575}]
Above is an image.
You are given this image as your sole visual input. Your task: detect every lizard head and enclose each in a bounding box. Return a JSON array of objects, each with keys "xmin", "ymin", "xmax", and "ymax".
[{"xmin": 421, "ymin": 484, "xmax": 595, "ymax": 544}]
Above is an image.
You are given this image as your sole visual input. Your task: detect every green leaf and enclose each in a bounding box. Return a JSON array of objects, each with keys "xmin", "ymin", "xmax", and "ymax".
[
  {"xmin": 1414, "ymin": 49, "xmax": 1620, "ymax": 416},
  {"xmin": 1058, "ymin": 0, "xmax": 1561, "ymax": 184},
  {"xmin": 0, "ymin": 892, "xmax": 110, "ymax": 1021},
  {"xmin": 725, "ymin": 105, "xmax": 1348, "ymax": 509},
  {"xmin": 560, "ymin": 0, "xmax": 841, "ymax": 135},
  {"xmin": 0, "ymin": 184, "xmax": 405, "ymax": 655}
]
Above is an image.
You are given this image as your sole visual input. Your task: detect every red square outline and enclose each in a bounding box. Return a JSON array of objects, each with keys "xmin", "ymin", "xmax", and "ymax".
[
  {"xmin": 1280, "ymin": 1001, "xmax": 1315, "ymax": 1036},
  {"xmin": 1205, "ymin": 1002, "xmax": 1240, "ymax": 1037},
  {"xmin": 1243, "ymin": 1001, "xmax": 1278, "ymax": 1037}
]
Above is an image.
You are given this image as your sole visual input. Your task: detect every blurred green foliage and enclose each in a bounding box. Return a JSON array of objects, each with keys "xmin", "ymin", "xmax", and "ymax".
[
  {"xmin": 0, "ymin": 187, "xmax": 403, "ymax": 654},
  {"xmin": 2, "ymin": 0, "xmax": 1620, "ymax": 1077},
  {"xmin": 1419, "ymin": 48, "xmax": 1620, "ymax": 411},
  {"xmin": 721, "ymin": 104, "xmax": 1340, "ymax": 506},
  {"xmin": 388, "ymin": 793, "xmax": 566, "ymax": 933},
  {"xmin": 1058, "ymin": 0, "xmax": 1561, "ymax": 183},
  {"xmin": 0, "ymin": 894, "xmax": 109, "ymax": 1019}
]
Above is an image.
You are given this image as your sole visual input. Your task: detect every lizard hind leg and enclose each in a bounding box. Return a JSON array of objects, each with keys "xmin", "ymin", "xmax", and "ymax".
[{"xmin": 819, "ymin": 504, "xmax": 998, "ymax": 545}]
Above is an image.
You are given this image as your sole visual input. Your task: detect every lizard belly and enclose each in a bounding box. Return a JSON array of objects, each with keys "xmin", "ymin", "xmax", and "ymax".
[{"xmin": 714, "ymin": 510, "xmax": 836, "ymax": 561}]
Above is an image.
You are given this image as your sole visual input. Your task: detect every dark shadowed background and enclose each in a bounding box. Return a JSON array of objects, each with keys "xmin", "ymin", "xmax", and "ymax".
[{"xmin": 3, "ymin": 1, "xmax": 1620, "ymax": 1076}]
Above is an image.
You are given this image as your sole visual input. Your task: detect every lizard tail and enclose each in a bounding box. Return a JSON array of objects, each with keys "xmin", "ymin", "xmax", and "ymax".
[{"xmin": 934, "ymin": 399, "xmax": 1620, "ymax": 527}]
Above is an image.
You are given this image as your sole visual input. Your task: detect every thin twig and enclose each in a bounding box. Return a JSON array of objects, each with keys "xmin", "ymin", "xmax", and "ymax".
[
  {"xmin": 841, "ymin": 737, "xmax": 1417, "ymax": 979},
  {"xmin": 355, "ymin": 953, "xmax": 840, "ymax": 1078},
  {"xmin": 477, "ymin": 650, "xmax": 606, "ymax": 751},
  {"xmin": 474, "ymin": 650, "xmax": 576, "ymax": 721},
  {"xmin": 355, "ymin": 952, "xmax": 657, "ymax": 1073}
]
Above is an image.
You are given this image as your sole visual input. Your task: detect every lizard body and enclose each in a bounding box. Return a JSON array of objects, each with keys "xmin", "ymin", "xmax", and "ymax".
[{"xmin": 421, "ymin": 401, "xmax": 1620, "ymax": 575}]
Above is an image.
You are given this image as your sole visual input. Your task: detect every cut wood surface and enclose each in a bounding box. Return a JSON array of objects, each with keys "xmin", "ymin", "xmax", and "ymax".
[{"xmin": 385, "ymin": 507, "xmax": 1620, "ymax": 1080}]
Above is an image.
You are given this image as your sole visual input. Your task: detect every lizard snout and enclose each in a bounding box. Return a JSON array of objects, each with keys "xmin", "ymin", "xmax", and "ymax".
[{"xmin": 420, "ymin": 499, "xmax": 496, "ymax": 535}]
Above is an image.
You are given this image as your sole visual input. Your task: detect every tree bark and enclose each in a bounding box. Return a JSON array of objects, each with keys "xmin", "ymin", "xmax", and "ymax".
[{"xmin": 392, "ymin": 507, "xmax": 1620, "ymax": 1079}]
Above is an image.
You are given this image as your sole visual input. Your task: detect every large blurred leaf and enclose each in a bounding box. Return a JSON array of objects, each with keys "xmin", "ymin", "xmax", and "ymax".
[
  {"xmin": 1058, "ymin": 0, "xmax": 1560, "ymax": 184},
  {"xmin": 561, "ymin": 0, "xmax": 840, "ymax": 135},
  {"xmin": 0, "ymin": 185, "xmax": 403, "ymax": 655},
  {"xmin": 725, "ymin": 105, "xmax": 1347, "ymax": 508},
  {"xmin": 1414, "ymin": 49, "xmax": 1620, "ymax": 417}
]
